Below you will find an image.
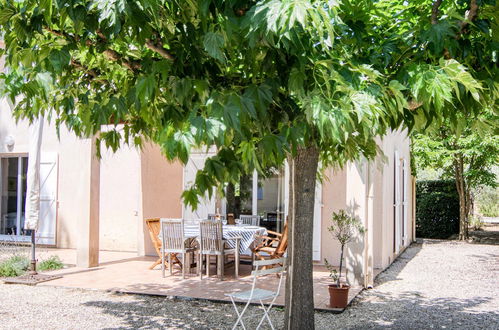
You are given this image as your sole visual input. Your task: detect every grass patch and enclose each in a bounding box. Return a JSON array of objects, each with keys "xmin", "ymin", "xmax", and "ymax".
[
  {"xmin": 38, "ymin": 256, "xmax": 64, "ymax": 271},
  {"xmin": 0, "ymin": 255, "xmax": 29, "ymax": 277}
]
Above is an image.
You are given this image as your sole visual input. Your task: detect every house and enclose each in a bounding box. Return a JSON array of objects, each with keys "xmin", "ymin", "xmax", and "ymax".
[{"xmin": 0, "ymin": 91, "xmax": 415, "ymax": 287}]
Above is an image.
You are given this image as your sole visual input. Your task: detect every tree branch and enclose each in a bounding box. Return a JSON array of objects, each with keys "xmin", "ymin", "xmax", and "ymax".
[
  {"xmin": 45, "ymin": 27, "xmax": 141, "ymax": 73},
  {"xmin": 102, "ymin": 49, "xmax": 142, "ymax": 71},
  {"xmin": 459, "ymin": 0, "xmax": 479, "ymax": 33},
  {"xmin": 70, "ymin": 59, "xmax": 99, "ymax": 78},
  {"xmin": 145, "ymin": 39, "xmax": 174, "ymax": 61},
  {"xmin": 431, "ymin": 0, "xmax": 443, "ymax": 25}
]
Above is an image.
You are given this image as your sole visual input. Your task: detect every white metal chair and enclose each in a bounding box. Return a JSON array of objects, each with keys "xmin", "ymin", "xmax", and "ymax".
[
  {"xmin": 160, "ymin": 218, "xmax": 197, "ymax": 279},
  {"xmin": 238, "ymin": 214, "xmax": 260, "ymax": 226},
  {"xmin": 198, "ymin": 220, "xmax": 240, "ymax": 280},
  {"xmin": 226, "ymin": 257, "xmax": 286, "ymax": 330}
]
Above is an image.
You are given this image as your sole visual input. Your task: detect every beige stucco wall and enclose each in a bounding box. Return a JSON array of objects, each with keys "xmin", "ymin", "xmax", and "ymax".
[
  {"xmin": 376, "ymin": 128, "xmax": 414, "ymax": 269},
  {"xmin": 318, "ymin": 128, "xmax": 414, "ymax": 285},
  {"xmin": 0, "ymin": 104, "xmax": 96, "ymax": 249},
  {"xmin": 99, "ymin": 144, "xmax": 142, "ymax": 252},
  {"xmin": 139, "ymin": 143, "xmax": 183, "ymax": 256}
]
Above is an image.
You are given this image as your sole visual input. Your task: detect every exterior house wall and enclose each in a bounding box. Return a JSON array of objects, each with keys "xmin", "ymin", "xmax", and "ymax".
[
  {"xmin": 318, "ymin": 128, "xmax": 414, "ymax": 286},
  {"xmin": 99, "ymin": 144, "xmax": 142, "ymax": 252},
  {"xmin": 320, "ymin": 168, "xmax": 346, "ymax": 270},
  {"xmin": 0, "ymin": 106, "xmax": 94, "ymax": 249},
  {"xmin": 139, "ymin": 143, "xmax": 183, "ymax": 256}
]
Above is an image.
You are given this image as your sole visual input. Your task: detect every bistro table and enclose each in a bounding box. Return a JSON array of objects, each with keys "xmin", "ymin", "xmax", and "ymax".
[{"xmin": 183, "ymin": 223, "xmax": 267, "ymax": 255}]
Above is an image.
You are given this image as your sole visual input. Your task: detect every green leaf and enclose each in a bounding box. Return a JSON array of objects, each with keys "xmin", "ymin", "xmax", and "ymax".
[
  {"xmin": 48, "ymin": 49, "xmax": 70, "ymax": 73},
  {"xmin": 0, "ymin": 7, "xmax": 15, "ymax": 24},
  {"xmin": 203, "ymin": 32, "xmax": 226, "ymax": 64}
]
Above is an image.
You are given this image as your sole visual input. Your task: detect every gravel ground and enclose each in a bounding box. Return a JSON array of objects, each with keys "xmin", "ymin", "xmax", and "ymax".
[{"xmin": 1, "ymin": 239, "xmax": 498, "ymax": 329}]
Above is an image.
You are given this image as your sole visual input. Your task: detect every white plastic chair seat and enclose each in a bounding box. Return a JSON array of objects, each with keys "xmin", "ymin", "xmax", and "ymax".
[{"xmin": 226, "ymin": 288, "xmax": 277, "ymax": 301}]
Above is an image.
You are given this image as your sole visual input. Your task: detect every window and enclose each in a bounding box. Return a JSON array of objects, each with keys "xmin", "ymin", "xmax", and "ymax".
[{"xmin": 0, "ymin": 156, "xmax": 29, "ymax": 238}]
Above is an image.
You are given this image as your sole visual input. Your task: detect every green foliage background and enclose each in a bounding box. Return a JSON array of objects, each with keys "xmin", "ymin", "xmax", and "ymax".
[{"xmin": 416, "ymin": 180, "xmax": 460, "ymax": 239}]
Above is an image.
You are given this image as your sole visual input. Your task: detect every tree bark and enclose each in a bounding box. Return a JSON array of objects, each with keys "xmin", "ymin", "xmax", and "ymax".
[
  {"xmin": 284, "ymin": 146, "xmax": 319, "ymax": 330},
  {"xmin": 454, "ymin": 154, "xmax": 469, "ymax": 240}
]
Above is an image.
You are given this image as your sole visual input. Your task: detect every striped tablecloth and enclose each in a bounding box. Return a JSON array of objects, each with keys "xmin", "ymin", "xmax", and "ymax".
[{"xmin": 183, "ymin": 224, "xmax": 267, "ymax": 255}]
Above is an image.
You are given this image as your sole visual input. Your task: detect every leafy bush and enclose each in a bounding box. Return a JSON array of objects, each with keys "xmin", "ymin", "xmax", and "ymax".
[
  {"xmin": 38, "ymin": 256, "xmax": 64, "ymax": 271},
  {"xmin": 476, "ymin": 186, "xmax": 499, "ymax": 217},
  {"xmin": 469, "ymin": 215, "xmax": 484, "ymax": 231},
  {"xmin": 416, "ymin": 180, "xmax": 460, "ymax": 239},
  {"xmin": 0, "ymin": 255, "xmax": 29, "ymax": 277}
]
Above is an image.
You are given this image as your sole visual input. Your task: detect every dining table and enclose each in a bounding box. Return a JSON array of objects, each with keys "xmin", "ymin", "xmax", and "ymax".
[{"xmin": 183, "ymin": 223, "xmax": 267, "ymax": 255}]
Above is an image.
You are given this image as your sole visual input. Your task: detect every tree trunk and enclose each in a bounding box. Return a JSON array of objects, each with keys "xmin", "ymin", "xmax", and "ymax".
[
  {"xmin": 284, "ymin": 146, "xmax": 319, "ymax": 330},
  {"xmin": 338, "ymin": 243, "xmax": 344, "ymax": 287},
  {"xmin": 454, "ymin": 154, "xmax": 469, "ymax": 240}
]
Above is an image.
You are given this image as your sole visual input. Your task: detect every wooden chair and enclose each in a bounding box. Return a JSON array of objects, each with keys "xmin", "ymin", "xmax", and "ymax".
[
  {"xmin": 198, "ymin": 220, "xmax": 240, "ymax": 280},
  {"xmin": 238, "ymin": 214, "xmax": 260, "ymax": 226},
  {"xmin": 252, "ymin": 222, "xmax": 288, "ymax": 265},
  {"xmin": 161, "ymin": 218, "xmax": 197, "ymax": 279},
  {"xmin": 208, "ymin": 214, "xmax": 226, "ymax": 221},
  {"xmin": 145, "ymin": 218, "xmax": 181, "ymax": 270}
]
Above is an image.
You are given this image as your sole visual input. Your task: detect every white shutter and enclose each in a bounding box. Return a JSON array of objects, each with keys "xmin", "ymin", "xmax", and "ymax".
[
  {"xmin": 313, "ymin": 180, "xmax": 322, "ymax": 261},
  {"xmin": 36, "ymin": 153, "xmax": 58, "ymax": 245},
  {"xmin": 394, "ymin": 151, "xmax": 401, "ymax": 253},
  {"xmin": 183, "ymin": 153, "xmax": 216, "ymax": 220},
  {"xmin": 402, "ymin": 159, "xmax": 408, "ymax": 245}
]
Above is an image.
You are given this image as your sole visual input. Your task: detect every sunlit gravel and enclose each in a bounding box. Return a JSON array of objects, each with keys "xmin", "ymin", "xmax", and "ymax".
[{"xmin": 1, "ymin": 239, "xmax": 497, "ymax": 329}]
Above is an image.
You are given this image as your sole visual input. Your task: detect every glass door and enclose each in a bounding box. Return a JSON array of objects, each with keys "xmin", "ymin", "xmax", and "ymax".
[
  {"xmin": 0, "ymin": 156, "xmax": 29, "ymax": 240},
  {"xmin": 257, "ymin": 168, "xmax": 285, "ymax": 232},
  {"xmin": 226, "ymin": 166, "xmax": 287, "ymax": 233}
]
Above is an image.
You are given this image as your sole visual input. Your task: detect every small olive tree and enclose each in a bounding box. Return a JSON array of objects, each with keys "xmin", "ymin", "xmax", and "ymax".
[{"xmin": 325, "ymin": 210, "xmax": 365, "ymax": 287}]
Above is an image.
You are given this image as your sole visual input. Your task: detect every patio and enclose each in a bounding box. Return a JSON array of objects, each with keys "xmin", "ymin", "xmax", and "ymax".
[{"xmin": 31, "ymin": 248, "xmax": 363, "ymax": 312}]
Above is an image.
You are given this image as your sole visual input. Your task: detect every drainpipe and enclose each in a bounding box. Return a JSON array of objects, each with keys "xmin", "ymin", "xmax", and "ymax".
[{"xmin": 363, "ymin": 161, "xmax": 374, "ymax": 288}]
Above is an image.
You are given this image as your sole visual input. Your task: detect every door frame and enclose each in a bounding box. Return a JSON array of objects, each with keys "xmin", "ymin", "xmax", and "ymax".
[{"xmin": 0, "ymin": 153, "xmax": 30, "ymax": 242}]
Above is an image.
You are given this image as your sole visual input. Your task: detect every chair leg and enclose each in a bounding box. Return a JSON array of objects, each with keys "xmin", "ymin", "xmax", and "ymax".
[
  {"xmin": 217, "ymin": 254, "xmax": 225, "ymax": 281},
  {"xmin": 235, "ymin": 252, "xmax": 239, "ymax": 279},
  {"xmin": 150, "ymin": 259, "xmax": 161, "ymax": 270},
  {"xmin": 182, "ymin": 253, "xmax": 186, "ymax": 279},
  {"xmin": 168, "ymin": 253, "xmax": 172, "ymax": 275},
  {"xmin": 198, "ymin": 253, "xmax": 203, "ymax": 279},
  {"xmin": 256, "ymin": 300, "xmax": 275, "ymax": 330},
  {"xmin": 207, "ymin": 255, "xmax": 210, "ymax": 277},
  {"xmin": 231, "ymin": 296, "xmax": 249, "ymax": 330},
  {"xmin": 161, "ymin": 253, "xmax": 165, "ymax": 278}
]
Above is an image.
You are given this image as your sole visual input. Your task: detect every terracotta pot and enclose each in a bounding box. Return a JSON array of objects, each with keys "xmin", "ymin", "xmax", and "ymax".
[{"xmin": 328, "ymin": 284, "xmax": 350, "ymax": 308}]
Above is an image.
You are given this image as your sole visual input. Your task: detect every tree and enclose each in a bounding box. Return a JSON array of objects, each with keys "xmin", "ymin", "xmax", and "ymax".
[
  {"xmin": 0, "ymin": 0, "xmax": 495, "ymax": 328},
  {"xmin": 412, "ymin": 112, "xmax": 498, "ymax": 239}
]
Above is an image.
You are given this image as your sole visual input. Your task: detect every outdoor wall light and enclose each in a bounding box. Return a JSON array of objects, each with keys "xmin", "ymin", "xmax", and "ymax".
[{"xmin": 4, "ymin": 135, "xmax": 15, "ymax": 151}]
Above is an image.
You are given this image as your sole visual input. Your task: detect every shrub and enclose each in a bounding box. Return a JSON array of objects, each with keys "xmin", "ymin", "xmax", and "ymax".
[
  {"xmin": 476, "ymin": 186, "xmax": 499, "ymax": 217},
  {"xmin": 0, "ymin": 255, "xmax": 29, "ymax": 277},
  {"xmin": 469, "ymin": 215, "xmax": 484, "ymax": 231},
  {"xmin": 38, "ymin": 256, "xmax": 64, "ymax": 271},
  {"xmin": 416, "ymin": 180, "xmax": 460, "ymax": 239}
]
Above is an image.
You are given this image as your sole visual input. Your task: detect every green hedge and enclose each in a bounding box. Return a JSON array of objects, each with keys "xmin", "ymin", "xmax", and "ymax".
[{"xmin": 416, "ymin": 180, "xmax": 460, "ymax": 239}]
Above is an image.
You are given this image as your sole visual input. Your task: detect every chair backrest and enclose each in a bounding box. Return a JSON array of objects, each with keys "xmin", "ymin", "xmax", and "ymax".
[
  {"xmin": 274, "ymin": 222, "xmax": 288, "ymax": 257},
  {"xmin": 208, "ymin": 214, "xmax": 226, "ymax": 221},
  {"xmin": 252, "ymin": 257, "xmax": 286, "ymax": 276},
  {"xmin": 199, "ymin": 220, "xmax": 224, "ymax": 254},
  {"xmin": 239, "ymin": 214, "xmax": 260, "ymax": 226},
  {"xmin": 145, "ymin": 218, "xmax": 161, "ymax": 253},
  {"xmin": 160, "ymin": 218, "xmax": 186, "ymax": 252},
  {"xmin": 249, "ymin": 258, "xmax": 286, "ymax": 300}
]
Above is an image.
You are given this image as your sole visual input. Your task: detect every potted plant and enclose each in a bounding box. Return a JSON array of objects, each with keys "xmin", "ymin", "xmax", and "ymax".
[{"xmin": 324, "ymin": 209, "xmax": 365, "ymax": 308}]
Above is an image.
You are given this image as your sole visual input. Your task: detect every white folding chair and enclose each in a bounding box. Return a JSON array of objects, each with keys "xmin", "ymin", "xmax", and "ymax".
[
  {"xmin": 238, "ymin": 214, "xmax": 260, "ymax": 226},
  {"xmin": 225, "ymin": 257, "xmax": 286, "ymax": 330}
]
